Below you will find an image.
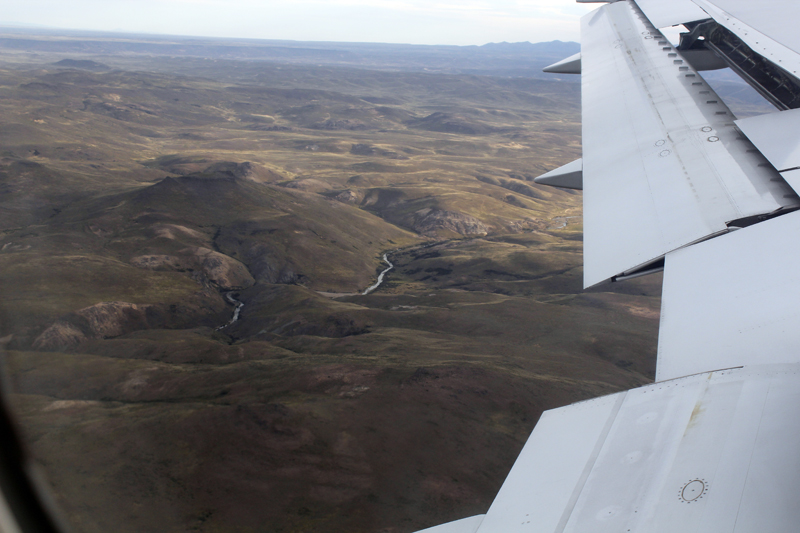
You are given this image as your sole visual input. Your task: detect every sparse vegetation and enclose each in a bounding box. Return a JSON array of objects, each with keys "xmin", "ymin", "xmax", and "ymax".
[{"xmin": 0, "ymin": 29, "xmax": 661, "ymax": 532}]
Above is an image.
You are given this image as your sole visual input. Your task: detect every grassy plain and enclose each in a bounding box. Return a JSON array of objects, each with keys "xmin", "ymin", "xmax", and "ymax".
[{"xmin": 0, "ymin": 30, "xmax": 662, "ymax": 532}]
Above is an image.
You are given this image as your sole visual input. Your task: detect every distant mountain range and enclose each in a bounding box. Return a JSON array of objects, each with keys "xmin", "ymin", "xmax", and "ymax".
[{"xmin": 0, "ymin": 26, "xmax": 579, "ymax": 78}]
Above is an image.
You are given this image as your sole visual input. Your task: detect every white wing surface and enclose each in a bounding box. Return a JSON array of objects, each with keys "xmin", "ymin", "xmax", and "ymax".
[
  {"xmin": 479, "ymin": 366, "xmax": 800, "ymax": 533},
  {"xmin": 658, "ymin": 210, "xmax": 800, "ymax": 381},
  {"xmin": 580, "ymin": 0, "xmax": 797, "ymax": 288},
  {"xmin": 415, "ymin": 0, "xmax": 800, "ymax": 531},
  {"xmin": 736, "ymin": 108, "xmax": 800, "ymax": 173},
  {"xmin": 635, "ymin": 0, "xmax": 708, "ymax": 28}
]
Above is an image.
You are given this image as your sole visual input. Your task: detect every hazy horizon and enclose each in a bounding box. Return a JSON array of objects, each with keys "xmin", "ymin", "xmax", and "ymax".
[
  {"xmin": 2, "ymin": 0, "xmax": 594, "ymax": 47},
  {"xmin": 0, "ymin": 22, "xmax": 582, "ymax": 49}
]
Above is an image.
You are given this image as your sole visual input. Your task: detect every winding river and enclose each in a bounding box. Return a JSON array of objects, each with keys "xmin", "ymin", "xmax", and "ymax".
[
  {"xmin": 217, "ymin": 292, "xmax": 244, "ymax": 330},
  {"xmin": 362, "ymin": 253, "xmax": 394, "ymax": 295},
  {"xmin": 220, "ymin": 252, "xmax": 392, "ymax": 328}
]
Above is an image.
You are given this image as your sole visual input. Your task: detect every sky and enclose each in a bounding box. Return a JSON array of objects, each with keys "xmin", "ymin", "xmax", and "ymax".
[{"xmin": 1, "ymin": 0, "xmax": 597, "ymax": 46}]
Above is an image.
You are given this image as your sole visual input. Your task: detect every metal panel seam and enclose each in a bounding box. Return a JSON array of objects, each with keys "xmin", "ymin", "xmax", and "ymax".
[
  {"xmin": 628, "ymin": 377, "xmax": 710, "ymax": 529},
  {"xmin": 655, "ymin": 365, "xmax": 743, "ymax": 384},
  {"xmin": 553, "ymin": 391, "xmax": 628, "ymax": 532},
  {"xmin": 730, "ymin": 377, "xmax": 771, "ymax": 531}
]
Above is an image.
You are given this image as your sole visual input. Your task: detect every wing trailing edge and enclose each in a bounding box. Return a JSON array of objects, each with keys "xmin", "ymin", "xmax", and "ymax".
[
  {"xmin": 736, "ymin": 108, "xmax": 800, "ymax": 173},
  {"xmin": 415, "ymin": 515, "xmax": 485, "ymax": 533}
]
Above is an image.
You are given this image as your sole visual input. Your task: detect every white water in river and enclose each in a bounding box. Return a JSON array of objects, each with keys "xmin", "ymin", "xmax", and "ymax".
[
  {"xmin": 362, "ymin": 253, "xmax": 394, "ymax": 295},
  {"xmin": 217, "ymin": 292, "xmax": 244, "ymax": 330},
  {"xmin": 220, "ymin": 252, "xmax": 391, "ymax": 328}
]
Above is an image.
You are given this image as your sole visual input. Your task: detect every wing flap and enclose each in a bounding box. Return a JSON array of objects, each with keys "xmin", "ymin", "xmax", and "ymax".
[
  {"xmin": 473, "ymin": 392, "xmax": 624, "ymax": 533},
  {"xmin": 657, "ymin": 210, "xmax": 800, "ymax": 381},
  {"xmin": 581, "ymin": 0, "xmax": 797, "ymax": 287},
  {"xmin": 779, "ymin": 169, "xmax": 800, "ymax": 195},
  {"xmin": 736, "ymin": 107, "xmax": 800, "ymax": 173},
  {"xmin": 472, "ymin": 366, "xmax": 800, "ymax": 533}
]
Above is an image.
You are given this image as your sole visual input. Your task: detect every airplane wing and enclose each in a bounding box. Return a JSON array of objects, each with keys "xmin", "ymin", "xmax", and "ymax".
[{"xmin": 416, "ymin": 0, "xmax": 800, "ymax": 531}]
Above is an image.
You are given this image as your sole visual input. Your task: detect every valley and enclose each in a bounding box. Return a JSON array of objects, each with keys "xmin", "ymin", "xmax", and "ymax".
[{"xmin": 0, "ymin": 29, "xmax": 662, "ymax": 532}]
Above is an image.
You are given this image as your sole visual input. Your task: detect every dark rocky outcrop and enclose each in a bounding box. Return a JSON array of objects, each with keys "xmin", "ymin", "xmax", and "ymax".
[
  {"xmin": 312, "ymin": 119, "xmax": 367, "ymax": 131},
  {"xmin": 411, "ymin": 208, "xmax": 488, "ymax": 236},
  {"xmin": 32, "ymin": 291, "xmax": 227, "ymax": 351},
  {"xmin": 131, "ymin": 247, "xmax": 255, "ymax": 290},
  {"xmin": 407, "ymin": 112, "xmax": 498, "ymax": 135}
]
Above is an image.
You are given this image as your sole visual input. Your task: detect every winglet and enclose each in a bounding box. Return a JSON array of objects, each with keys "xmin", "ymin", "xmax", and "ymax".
[
  {"xmin": 533, "ymin": 158, "xmax": 583, "ymax": 190},
  {"xmin": 542, "ymin": 52, "xmax": 581, "ymax": 74}
]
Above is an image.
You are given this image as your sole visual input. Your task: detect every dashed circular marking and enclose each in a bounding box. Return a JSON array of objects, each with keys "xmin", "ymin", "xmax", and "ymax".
[
  {"xmin": 655, "ymin": 139, "xmax": 666, "ymax": 146},
  {"xmin": 701, "ymin": 126, "xmax": 713, "ymax": 132},
  {"xmin": 679, "ymin": 479, "xmax": 708, "ymax": 503},
  {"xmin": 708, "ymin": 136, "xmax": 719, "ymax": 142},
  {"xmin": 660, "ymin": 150, "xmax": 671, "ymax": 157}
]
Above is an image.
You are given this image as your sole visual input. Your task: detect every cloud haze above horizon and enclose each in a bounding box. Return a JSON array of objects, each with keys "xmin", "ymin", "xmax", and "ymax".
[{"xmin": 2, "ymin": 0, "xmax": 595, "ymax": 45}]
